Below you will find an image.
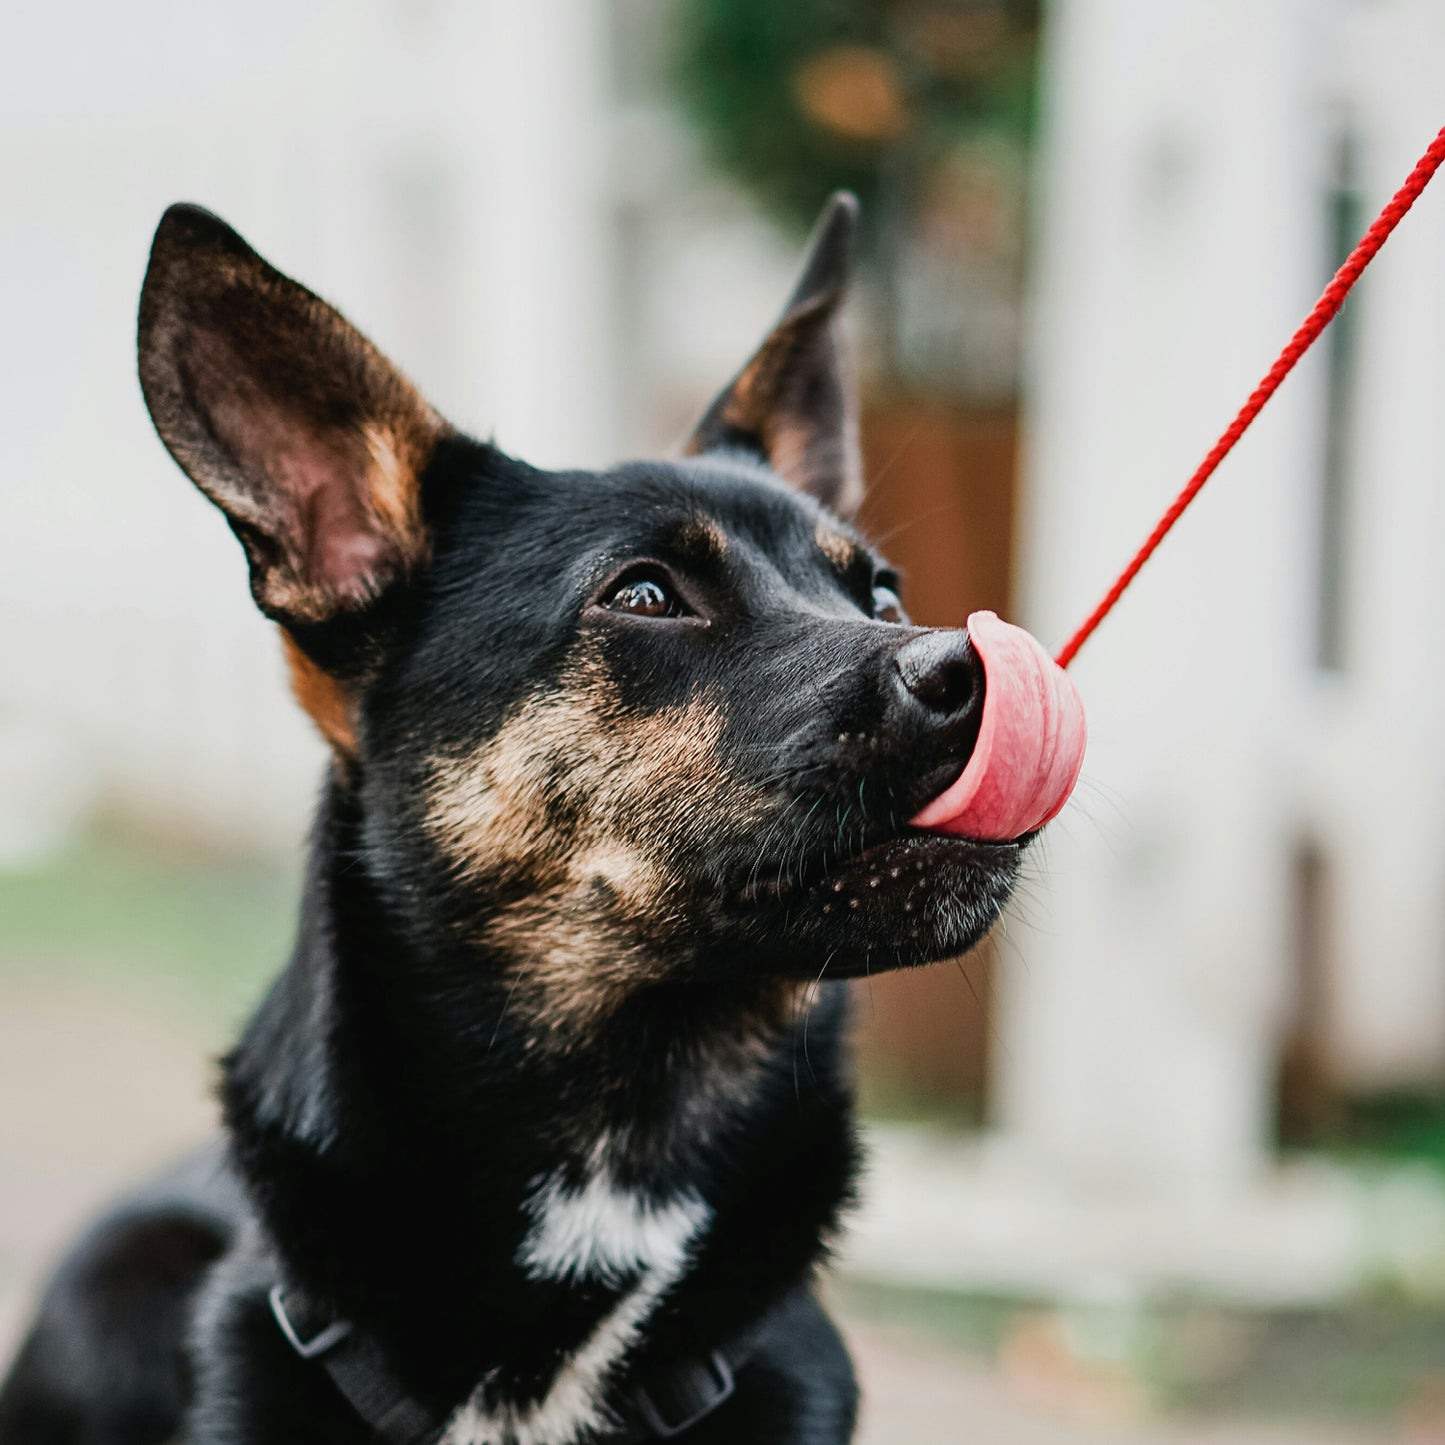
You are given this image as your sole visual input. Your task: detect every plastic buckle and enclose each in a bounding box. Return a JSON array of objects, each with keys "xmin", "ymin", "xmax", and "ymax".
[
  {"xmin": 632, "ymin": 1352, "xmax": 735, "ymax": 1438},
  {"xmin": 269, "ymin": 1285, "xmax": 353, "ymax": 1360}
]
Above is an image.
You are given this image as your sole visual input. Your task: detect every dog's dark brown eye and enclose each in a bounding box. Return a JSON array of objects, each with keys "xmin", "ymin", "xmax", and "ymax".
[
  {"xmin": 872, "ymin": 584, "xmax": 906, "ymax": 624},
  {"xmin": 604, "ymin": 573, "xmax": 682, "ymax": 618}
]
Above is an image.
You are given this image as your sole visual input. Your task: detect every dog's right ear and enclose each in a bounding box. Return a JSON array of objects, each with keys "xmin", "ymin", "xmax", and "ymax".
[
  {"xmin": 684, "ymin": 191, "xmax": 862, "ymax": 519},
  {"xmin": 138, "ymin": 204, "xmax": 450, "ymax": 632}
]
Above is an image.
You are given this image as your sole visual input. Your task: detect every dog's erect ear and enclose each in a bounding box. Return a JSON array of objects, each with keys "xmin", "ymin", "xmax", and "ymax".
[
  {"xmin": 138, "ymin": 204, "xmax": 450, "ymax": 629},
  {"xmin": 684, "ymin": 191, "xmax": 862, "ymax": 518}
]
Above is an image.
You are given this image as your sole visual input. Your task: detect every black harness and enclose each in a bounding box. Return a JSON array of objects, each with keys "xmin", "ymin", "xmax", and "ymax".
[{"xmin": 269, "ymin": 1284, "xmax": 756, "ymax": 1443}]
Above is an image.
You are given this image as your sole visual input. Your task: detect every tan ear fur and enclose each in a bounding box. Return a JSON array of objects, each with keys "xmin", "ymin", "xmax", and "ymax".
[
  {"xmin": 138, "ymin": 203, "xmax": 451, "ymax": 626},
  {"xmin": 684, "ymin": 192, "xmax": 862, "ymax": 518}
]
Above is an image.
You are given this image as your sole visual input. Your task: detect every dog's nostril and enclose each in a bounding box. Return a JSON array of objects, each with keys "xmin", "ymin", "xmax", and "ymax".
[
  {"xmin": 895, "ymin": 631, "xmax": 983, "ymax": 718},
  {"xmin": 911, "ymin": 655, "xmax": 977, "ymax": 712}
]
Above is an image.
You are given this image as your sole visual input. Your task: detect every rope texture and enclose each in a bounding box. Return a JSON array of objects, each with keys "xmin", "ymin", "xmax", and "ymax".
[{"xmin": 1055, "ymin": 125, "xmax": 1445, "ymax": 670}]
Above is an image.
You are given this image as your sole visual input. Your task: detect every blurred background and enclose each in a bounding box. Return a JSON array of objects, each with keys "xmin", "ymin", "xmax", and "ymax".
[{"xmin": 4, "ymin": 1, "xmax": 1445, "ymax": 1440}]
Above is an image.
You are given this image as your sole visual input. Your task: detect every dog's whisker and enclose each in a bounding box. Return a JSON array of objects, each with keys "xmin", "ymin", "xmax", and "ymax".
[
  {"xmin": 488, "ymin": 974, "xmax": 525, "ymax": 1053},
  {"xmin": 955, "ymin": 953, "xmax": 1016, "ymax": 1072},
  {"xmin": 797, "ymin": 949, "xmax": 838, "ymax": 1091}
]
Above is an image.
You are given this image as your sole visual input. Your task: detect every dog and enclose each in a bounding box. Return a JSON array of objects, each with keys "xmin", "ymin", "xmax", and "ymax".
[{"xmin": 0, "ymin": 193, "xmax": 1023, "ymax": 1445}]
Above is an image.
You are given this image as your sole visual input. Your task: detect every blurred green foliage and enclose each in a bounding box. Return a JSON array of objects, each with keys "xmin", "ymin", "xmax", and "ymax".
[
  {"xmin": 674, "ymin": 0, "xmax": 1042, "ymax": 242},
  {"xmin": 1317, "ymin": 1093, "xmax": 1445, "ymax": 1174},
  {"xmin": 838, "ymin": 1276, "xmax": 1445, "ymax": 1425}
]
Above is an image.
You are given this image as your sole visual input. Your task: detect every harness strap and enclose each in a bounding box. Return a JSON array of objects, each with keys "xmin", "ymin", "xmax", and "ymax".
[
  {"xmin": 270, "ymin": 1287, "xmax": 440, "ymax": 1445},
  {"xmin": 269, "ymin": 1284, "xmax": 756, "ymax": 1444}
]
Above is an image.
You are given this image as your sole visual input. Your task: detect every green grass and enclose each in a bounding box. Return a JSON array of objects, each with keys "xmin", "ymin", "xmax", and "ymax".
[{"xmin": 0, "ymin": 826, "xmax": 298, "ymax": 1033}]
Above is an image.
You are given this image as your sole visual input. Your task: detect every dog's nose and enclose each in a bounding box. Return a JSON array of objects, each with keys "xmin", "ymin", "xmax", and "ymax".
[{"xmin": 894, "ymin": 629, "xmax": 984, "ymax": 722}]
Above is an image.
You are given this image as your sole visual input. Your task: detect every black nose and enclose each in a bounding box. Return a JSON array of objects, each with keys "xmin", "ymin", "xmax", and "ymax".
[{"xmin": 894, "ymin": 629, "xmax": 984, "ymax": 722}]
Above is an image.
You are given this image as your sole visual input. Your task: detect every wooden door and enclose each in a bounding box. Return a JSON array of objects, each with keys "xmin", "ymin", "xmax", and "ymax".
[{"xmin": 853, "ymin": 399, "xmax": 1019, "ymax": 1119}]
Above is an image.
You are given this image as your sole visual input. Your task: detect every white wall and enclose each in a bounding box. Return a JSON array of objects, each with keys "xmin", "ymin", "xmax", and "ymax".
[
  {"xmin": 0, "ymin": 0, "xmax": 620, "ymax": 855},
  {"xmin": 1307, "ymin": 0, "xmax": 1445, "ymax": 1088},
  {"xmin": 1009, "ymin": 0, "xmax": 1445, "ymax": 1192}
]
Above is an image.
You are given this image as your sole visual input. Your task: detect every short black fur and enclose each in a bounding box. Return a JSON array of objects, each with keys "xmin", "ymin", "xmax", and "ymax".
[{"xmin": 0, "ymin": 195, "xmax": 1023, "ymax": 1445}]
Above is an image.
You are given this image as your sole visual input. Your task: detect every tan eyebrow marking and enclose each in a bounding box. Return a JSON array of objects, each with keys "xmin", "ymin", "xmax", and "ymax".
[{"xmin": 674, "ymin": 517, "xmax": 729, "ymax": 560}]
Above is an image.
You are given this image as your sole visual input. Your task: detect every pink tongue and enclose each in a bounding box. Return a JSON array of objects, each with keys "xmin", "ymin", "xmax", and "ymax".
[{"xmin": 910, "ymin": 610, "xmax": 1087, "ymax": 843}]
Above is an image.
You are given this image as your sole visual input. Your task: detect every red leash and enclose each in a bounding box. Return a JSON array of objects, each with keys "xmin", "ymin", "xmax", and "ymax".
[{"xmin": 1054, "ymin": 124, "xmax": 1445, "ymax": 670}]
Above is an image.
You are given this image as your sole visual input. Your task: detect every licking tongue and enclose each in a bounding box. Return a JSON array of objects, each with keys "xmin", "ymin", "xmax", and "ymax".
[{"xmin": 910, "ymin": 610, "xmax": 1087, "ymax": 843}]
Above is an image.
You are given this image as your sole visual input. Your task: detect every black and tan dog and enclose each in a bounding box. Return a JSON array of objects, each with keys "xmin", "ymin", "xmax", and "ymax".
[{"xmin": 0, "ymin": 195, "xmax": 1023, "ymax": 1445}]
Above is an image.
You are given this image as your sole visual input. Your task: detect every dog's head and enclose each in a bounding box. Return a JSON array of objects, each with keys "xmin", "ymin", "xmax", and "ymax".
[{"xmin": 138, "ymin": 197, "xmax": 1021, "ymax": 1040}]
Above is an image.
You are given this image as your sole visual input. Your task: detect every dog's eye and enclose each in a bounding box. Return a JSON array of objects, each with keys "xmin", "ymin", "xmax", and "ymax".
[
  {"xmin": 872, "ymin": 583, "xmax": 906, "ymax": 624},
  {"xmin": 602, "ymin": 570, "xmax": 686, "ymax": 619}
]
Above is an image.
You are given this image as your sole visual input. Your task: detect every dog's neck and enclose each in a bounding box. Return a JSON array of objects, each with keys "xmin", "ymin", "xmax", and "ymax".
[{"xmin": 221, "ymin": 775, "xmax": 855, "ymax": 1413}]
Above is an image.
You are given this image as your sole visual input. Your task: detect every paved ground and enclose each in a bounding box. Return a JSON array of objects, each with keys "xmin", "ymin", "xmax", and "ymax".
[
  {"xmin": 0, "ymin": 974, "xmax": 1415, "ymax": 1444},
  {"xmin": 847, "ymin": 1128, "xmax": 1445, "ymax": 1313},
  {"xmin": 848, "ymin": 1320, "xmax": 1401, "ymax": 1445}
]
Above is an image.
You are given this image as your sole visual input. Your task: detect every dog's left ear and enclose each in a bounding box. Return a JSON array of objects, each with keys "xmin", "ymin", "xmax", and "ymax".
[
  {"xmin": 684, "ymin": 191, "xmax": 862, "ymax": 519},
  {"xmin": 137, "ymin": 203, "xmax": 449, "ymax": 630},
  {"xmin": 138, "ymin": 203, "xmax": 453, "ymax": 759}
]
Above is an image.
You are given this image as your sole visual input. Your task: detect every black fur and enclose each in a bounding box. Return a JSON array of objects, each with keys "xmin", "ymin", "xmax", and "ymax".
[{"xmin": 0, "ymin": 196, "xmax": 1022, "ymax": 1445}]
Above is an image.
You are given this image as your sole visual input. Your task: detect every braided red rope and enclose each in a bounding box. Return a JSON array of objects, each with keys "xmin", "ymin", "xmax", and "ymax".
[{"xmin": 1054, "ymin": 124, "xmax": 1445, "ymax": 670}]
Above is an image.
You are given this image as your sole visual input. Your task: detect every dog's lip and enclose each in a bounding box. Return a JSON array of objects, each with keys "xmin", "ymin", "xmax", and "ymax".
[
  {"xmin": 844, "ymin": 828, "xmax": 1018, "ymax": 866},
  {"xmin": 734, "ymin": 826, "xmax": 1017, "ymax": 906}
]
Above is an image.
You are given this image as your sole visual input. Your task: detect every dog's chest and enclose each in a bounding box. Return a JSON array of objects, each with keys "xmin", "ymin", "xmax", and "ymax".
[
  {"xmin": 442, "ymin": 1169, "xmax": 710, "ymax": 1445},
  {"xmin": 519, "ymin": 1170, "xmax": 710, "ymax": 1289}
]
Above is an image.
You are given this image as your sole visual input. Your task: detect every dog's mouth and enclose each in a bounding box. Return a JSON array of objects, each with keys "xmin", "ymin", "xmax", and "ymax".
[
  {"xmin": 731, "ymin": 744, "xmax": 1023, "ymax": 916},
  {"xmin": 716, "ymin": 610, "xmax": 1086, "ymax": 972},
  {"xmin": 728, "ymin": 820, "xmax": 1020, "ymax": 975},
  {"xmin": 735, "ymin": 825, "xmax": 1014, "ymax": 907}
]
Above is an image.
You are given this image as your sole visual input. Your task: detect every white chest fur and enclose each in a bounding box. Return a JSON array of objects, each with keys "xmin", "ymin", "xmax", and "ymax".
[{"xmin": 442, "ymin": 1171, "xmax": 711, "ymax": 1445}]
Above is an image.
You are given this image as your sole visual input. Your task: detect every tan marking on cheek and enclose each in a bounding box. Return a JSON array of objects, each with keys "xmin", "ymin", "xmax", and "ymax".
[
  {"xmin": 426, "ymin": 745, "xmax": 527, "ymax": 875},
  {"xmin": 814, "ymin": 520, "xmax": 856, "ymax": 571},
  {"xmin": 425, "ymin": 680, "xmax": 748, "ymax": 885},
  {"xmin": 425, "ymin": 665, "xmax": 769, "ymax": 1033},
  {"xmin": 489, "ymin": 899, "xmax": 661, "ymax": 1040},
  {"xmin": 281, "ymin": 633, "xmax": 357, "ymax": 755},
  {"xmin": 424, "ymin": 689, "xmax": 605, "ymax": 883},
  {"xmin": 567, "ymin": 842, "xmax": 669, "ymax": 915}
]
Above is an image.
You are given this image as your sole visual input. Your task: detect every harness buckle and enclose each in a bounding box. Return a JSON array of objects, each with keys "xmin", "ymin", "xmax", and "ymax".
[
  {"xmin": 631, "ymin": 1350, "xmax": 735, "ymax": 1438},
  {"xmin": 269, "ymin": 1285, "xmax": 353, "ymax": 1360}
]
